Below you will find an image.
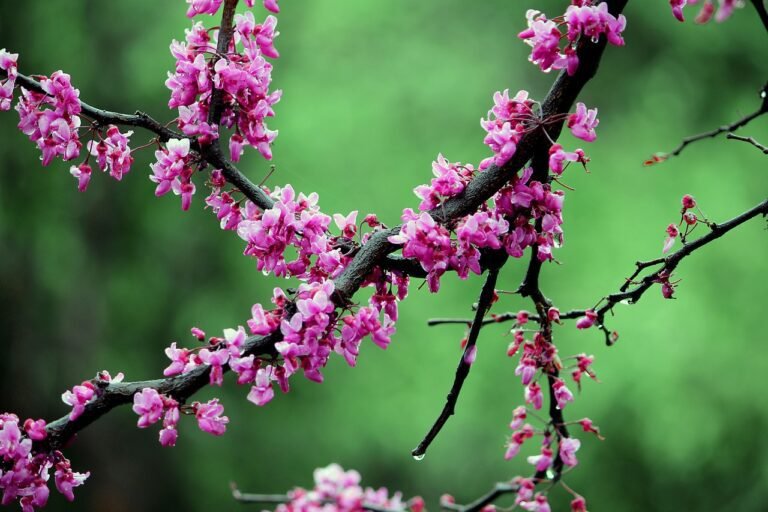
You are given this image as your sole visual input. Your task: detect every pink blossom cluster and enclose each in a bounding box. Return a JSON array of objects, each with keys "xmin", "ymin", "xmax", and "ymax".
[
  {"xmin": 413, "ymin": 154, "xmax": 474, "ymax": 211},
  {"xmin": 0, "ymin": 413, "xmax": 90, "ymax": 511},
  {"xmin": 167, "ymin": 3, "xmax": 282, "ymax": 161},
  {"xmin": 670, "ymin": 0, "xmax": 744, "ymax": 23},
  {"xmin": 150, "ymin": 138, "xmax": 196, "ymax": 210},
  {"xmin": 273, "ymin": 464, "xmax": 416, "ymax": 512},
  {"xmin": 16, "ymin": 71, "xmax": 82, "ymax": 167},
  {"xmin": 518, "ymin": 3, "xmax": 626, "ymax": 75},
  {"xmin": 0, "ymin": 49, "xmax": 18, "ymax": 111},
  {"xmin": 480, "ymin": 89, "xmax": 536, "ymax": 170}
]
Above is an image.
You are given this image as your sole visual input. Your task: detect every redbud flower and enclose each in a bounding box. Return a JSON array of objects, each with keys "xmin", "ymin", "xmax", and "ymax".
[
  {"xmin": 547, "ymin": 307, "xmax": 560, "ymax": 323},
  {"xmin": 571, "ymin": 496, "xmax": 588, "ymax": 512},
  {"xmin": 568, "ymin": 103, "xmax": 599, "ymax": 142},
  {"xmin": 61, "ymin": 381, "xmax": 96, "ymax": 421},
  {"xmin": 132, "ymin": 388, "xmax": 164, "ymax": 428},
  {"xmin": 663, "ymin": 223, "xmax": 679, "ymax": 254},
  {"xmin": 264, "ymin": 0, "xmax": 280, "ymax": 13},
  {"xmin": 576, "ymin": 309, "xmax": 598, "ymax": 329},
  {"xmin": 560, "ymin": 437, "xmax": 581, "ymax": 467},
  {"xmin": 509, "ymin": 406, "xmax": 527, "ymax": 430},
  {"xmin": 553, "ymin": 379, "xmax": 574, "ymax": 409},
  {"xmin": 527, "ymin": 447, "xmax": 553, "ymax": 472},
  {"xmin": 681, "ymin": 194, "xmax": 696, "ymax": 210},
  {"xmin": 23, "ymin": 419, "xmax": 47, "ymax": 441},
  {"xmin": 0, "ymin": 49, "xmax": 19, "ymax": 111},
  {"xmin": 525, "ymin": 381, "xmax": 543, "ymax": 410},
  {"xmin": 194, "ymin": 399, "xmax": 229, "ymax": 436},
  {"xmin": 69, "ymin": 163, "xmax": 92, "ymax": 192}
]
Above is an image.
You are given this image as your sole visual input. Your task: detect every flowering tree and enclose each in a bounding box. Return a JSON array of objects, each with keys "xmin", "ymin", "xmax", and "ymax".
[{"xmin": 0, "ymin": 0, "xmax": 766, "ymax": 510}]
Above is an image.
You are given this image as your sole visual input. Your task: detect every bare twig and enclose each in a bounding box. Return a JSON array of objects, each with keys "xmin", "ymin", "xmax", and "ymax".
[
  {"xmin": 661, "ymin": 81, "xmax": 768, "ymax": 159},
  {"xmin": 751, "ymin": 0, "xmax": 768, "ymax": 32},
  {"xmin": 565, "ymin": 198, "xmax": 768, "ymax": 343},
  {"xmin": 411, "ymin": 263, "xmax": 503, "ymax": 459},
  {"xmin": 727, "ymin": 132, "xmax": 768, "ymax": 154}
]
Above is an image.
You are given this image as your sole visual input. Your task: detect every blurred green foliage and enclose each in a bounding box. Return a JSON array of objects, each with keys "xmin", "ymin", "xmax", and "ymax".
[{"xmin": 0, "ymin": 1, "xmax": 766, "ymax": 511}]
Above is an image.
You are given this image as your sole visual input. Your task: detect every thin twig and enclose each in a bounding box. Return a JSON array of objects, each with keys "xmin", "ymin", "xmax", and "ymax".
[
  {"xmin": 411, "ymin": 264, "xmax": 503, "ymax": 458},
  {"xmin": 727, "ymin": 132, "xmax": 768, "ymax": 154},
  {"xmin": 661, "ymin": 81, "xmax": 768, "ymax": 159},
  {"xmin": 565, "ymin": 198, "xmax": 768, "ymax": 344},
  {"xmin": 440, "ymin": 482, "xmax": 520, "ymax": 512},
  {"xmin": 751, "ymin": 0, "xmax": 768, "ymax": 32}
]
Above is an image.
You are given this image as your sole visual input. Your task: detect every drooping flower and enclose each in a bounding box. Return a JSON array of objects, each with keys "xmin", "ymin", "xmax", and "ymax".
[
  {"xmin": 194, "ymin": 399, "xmax": 229, "ymax": 435},
  {"xmin": 568, "ymin": 103, "xmax": 599, "ymax": 142},
  {"xmin": 132, "ymin": 388, "xmax": 164, "ymax": 428}
]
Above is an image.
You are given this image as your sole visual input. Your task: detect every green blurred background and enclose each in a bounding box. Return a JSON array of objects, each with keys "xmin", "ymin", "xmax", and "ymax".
[{"xmin": 0, "ymin": 1, "xmax": 766, "ymax": 510}]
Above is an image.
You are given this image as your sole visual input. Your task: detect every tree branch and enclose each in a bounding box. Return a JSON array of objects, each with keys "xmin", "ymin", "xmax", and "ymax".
[
  {"xmin": 751, "ymin": 0, "xmax": 768, "ymax": 32},
  {"xmin": 17, "ymin": 0, "xmax": 629, "ymax": 456},
  {"xmin": 440, "ymin": 482, "xmax": 520, "ymax": 512},
  {"xmin": 661, "ymin": 81, "xmax": 768, "ymax": 159},
  {"xmin": 411, "ymin": 262, "xmax": 503, "ymax": 459},
  {"xmin": 727, "ymin": 132, "xmax": 768, "ymax": 154},
  {"xmin": 567, "ymin": 198, "xmax": 768, "ymax": 343}
]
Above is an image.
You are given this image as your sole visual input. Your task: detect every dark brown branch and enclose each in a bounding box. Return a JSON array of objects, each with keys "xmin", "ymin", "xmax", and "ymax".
[
  {"xmin": 727, "ymin": 132, "xmax": 768, "ymax": 154},
  {"xmin": 565, "ymin": 198, "xmax": 768, "ymax": 344},
  {"xmin": 662, "ymin": 81, "xmax": 768, "ymax": 159},
  {"xmin": 335, "ymin": 0, "xmax": 629, "ymax": 299},
  {"xmin": 411, "ymin": 263, "xmax": 503, "ymax": 459},
  {"xmin": 751, "ymin": 0, "xmax": 768, "ymax": 32},
  {"xmin": 10, "ymin": 72, "xmax": 184, "ymax": 142},
  {"xmin": 24, "ymin": 0, "xmax": 628, "ymax": 454},
  {"xmin": 440, "ymin": 482, "xmax": 520, "ymax": 512}
]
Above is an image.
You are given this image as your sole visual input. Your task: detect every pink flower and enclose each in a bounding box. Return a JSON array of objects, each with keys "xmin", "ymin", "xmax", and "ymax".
[
  {"xmin": 23, "ymin": 419, "xmax": 47, "ymax": 441},
  {"xmin": 571, "ymin": 496, "xmax": 588, "ymax": 512},
  {"xmin": 159, "ymin": 427, "xmax": 178, "ymax": 447},
  {"xmin": 520, "ymin": 494, "xmax": 551, "ymax": 512},
  {"xmin": 61, "ymin": 381, "xmax": 96, "ymax": 421},
  {"xmin": 547, "ymin": 307, "xmax": 560, "ymax": 323},
  {"xmin": 525, "ymin": 381, "xmax": 543, "ymax": 410},
  {"xmin": 164, "ymin": 342, "xmax": 195, "ymax": 376},
  {"xmin": 247, "ymin": 367, "xmax": 275, "ymax": 406},
  {"xmin": 681, "ymin": 194, "xmax": 696, "ymax": 210},
  {"xmin": 198, "ymin": 347, "xmax": 230, "ymax": 386},
  {"xmin": 553, "ymin": 379, "xmax": 574, "ymax": 409},
  {"xmin": 0, "ymin": 48, "xmax": 18, "ymax": 111},
  {"xmin": 515, "ymin": 358, "xmax": 537, "ymax": 385},
  {"xmin": 186, "ymin": 0, "xmax": 224, "ymax": 17},
  {"xmin": 527, "ymin": 447, "xmax": 553, "ymax": 472},
  {"xmin": 87, "ymin": 125, "xmax": 134, "ymax": 180},
  {"xmin": 69, "ymin": 163, "xmax": 92, "ymax": 192},
  {"xmin": 333, "ymin": 211, "xmax": 358, "ymax": 239},
  {"xmin": 568, "ymin": 103, "xmax": 599, "ymax": 142},
  {"xmin": 509, "ymin": 406, "xmax": 527, "ymax": 430},
  {"xmin": 194, "ymin": 399, "xmax": 229, "ymax": 436},
  {"xmin": 463, "ymin": 345, "xmax": 477, "ymax": 365},
  {"xmin": 505, "ymin": 424, "xmax": 535, "ymax": 460},
  {"xmin": 548, "ymin": 143, "xmax": 588, "ymax": 175},
  {"xmin": 16, "ymin": 71, "xmax": 82, "ymax": 166},
  {"xmin": 264, "ymin": 0, "xmax": 280, "ymax": 13},
  {"xmin": 132, "ymin": 388, "xmax": 164, "ymax": 428},
  {"xmin": 54, "ymin": 460, "xmax": 89, "ymax": 502},
  {"xmin": 663, "ymin": 223, "xmax": 679, "ymax": 254},
  {"xmin": 576, "ymin": 309, "xmax": 598, "ymax": 329},
  {"xmin": 560, "ymin": 437, "xmax": 581, "ymax": 467},
  {"xmin": 670, "ymin": 0, "xmax": 688, "ymax": 21},
  {"xmin": 150, "ymin": 138, "xmax": 196, "ymax": 210}
]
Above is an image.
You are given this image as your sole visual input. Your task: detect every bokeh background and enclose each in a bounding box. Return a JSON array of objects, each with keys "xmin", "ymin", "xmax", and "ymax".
[{"xmin": 1, "ymin": 1, "xmax": 766, "ymax": 510}]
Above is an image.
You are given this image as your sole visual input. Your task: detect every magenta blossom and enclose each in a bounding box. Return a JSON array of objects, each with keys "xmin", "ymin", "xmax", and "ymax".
[
  {"xmin": 132, "ymin": 388, "xmax": 164, "ymax": 428},
  {"xmin": 0, "ymin": 49, "xmax": 18, "ymax": 111},
  {"xmin": 560, "ymin": 437, "xmax": 582, "ymax": 467},
  {"xmin": 194, "ymin": 399, "xmax": 229, "ymax": 436},
  {"xmin": 61, "ymin": 381, "xmax": 96, "ymax": 421},
  {"xmin": 568, "ymin": 102, "xmax": 599, "ymax": 142}
]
